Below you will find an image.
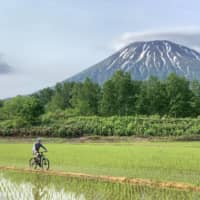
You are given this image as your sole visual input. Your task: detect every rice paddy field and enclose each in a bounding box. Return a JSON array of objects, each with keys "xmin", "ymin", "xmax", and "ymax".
[
  {"xmin": 1, "ymin": 140, "xmax": 200, "ymax": 199},
  {"xmin": 1, "ymin": 170, "xmax": 200, "ymax": 200}
]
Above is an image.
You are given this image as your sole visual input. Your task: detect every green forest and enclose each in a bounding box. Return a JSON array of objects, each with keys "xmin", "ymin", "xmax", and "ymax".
[{"xmin": 1, "ymin": 71, "xmax": 200, "ymax": 137}]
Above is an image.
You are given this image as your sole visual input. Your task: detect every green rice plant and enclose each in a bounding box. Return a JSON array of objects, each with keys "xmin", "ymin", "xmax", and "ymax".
[
  {"xmin": 1, "ymin": 142, "xmax": 200, "ymax": 186},
  {"xmin": 1, "ymin": 170, "xmax": 200, "ymax": 200}
]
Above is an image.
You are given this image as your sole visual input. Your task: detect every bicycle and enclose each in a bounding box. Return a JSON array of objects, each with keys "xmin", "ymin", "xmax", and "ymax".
[{"xmin": 29, "ymin": 151, "xmax": 50, "ymax": 170}]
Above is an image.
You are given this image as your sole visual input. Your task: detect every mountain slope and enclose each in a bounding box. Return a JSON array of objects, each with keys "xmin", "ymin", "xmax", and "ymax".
[{"xmin": 66, "ymin": 40, "xmax": 200, "ymax": 84}]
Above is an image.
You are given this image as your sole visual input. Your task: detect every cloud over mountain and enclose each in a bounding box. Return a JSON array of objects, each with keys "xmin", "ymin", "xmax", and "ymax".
[{"xmin": 112, "ymin": 28, "xmax": 200, "ymax": 52}]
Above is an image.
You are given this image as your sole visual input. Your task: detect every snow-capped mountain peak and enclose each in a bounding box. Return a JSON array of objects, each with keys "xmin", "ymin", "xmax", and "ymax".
[{"xmin": 66, "ymin": 40, "xmax": 200, "ymax": 84}]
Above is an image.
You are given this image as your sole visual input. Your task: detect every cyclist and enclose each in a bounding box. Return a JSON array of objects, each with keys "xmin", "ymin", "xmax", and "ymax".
[{"xmin": 32, "ymin": 138, "xmax": 48, "ymax": 165}]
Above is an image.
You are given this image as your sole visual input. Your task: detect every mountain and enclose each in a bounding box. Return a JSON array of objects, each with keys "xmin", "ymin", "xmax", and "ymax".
[{"xmin": 66, "ymin": 40, "xmax": 200, "ymax": 84}]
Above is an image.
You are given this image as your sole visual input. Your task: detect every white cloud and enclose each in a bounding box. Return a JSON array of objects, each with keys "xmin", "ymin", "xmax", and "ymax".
[{"xmin": 112, "ymin": 28, "xmax": 200, "ymax": 52}]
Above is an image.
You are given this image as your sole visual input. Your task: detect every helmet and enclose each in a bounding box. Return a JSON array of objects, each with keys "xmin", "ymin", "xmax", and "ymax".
[{"xmin": 36, "ymin": 138, "xmax": 42, "ymax": 142}]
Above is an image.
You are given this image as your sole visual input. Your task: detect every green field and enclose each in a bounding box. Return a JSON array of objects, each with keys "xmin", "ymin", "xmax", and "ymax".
[{"xmin": 1, "ymin": 140, "xmax": 200, "ymax": 186}]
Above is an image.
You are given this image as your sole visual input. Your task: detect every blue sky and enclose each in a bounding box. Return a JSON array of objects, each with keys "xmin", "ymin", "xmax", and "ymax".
[{"xmin": 1, "ymin": 0, "xmax": 200, "ymax": 98}]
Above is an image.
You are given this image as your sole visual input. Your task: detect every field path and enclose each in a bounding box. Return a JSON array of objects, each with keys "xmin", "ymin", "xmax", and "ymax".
[{"xmin": 0, "ymin": 166, "xmax": 200, "ymax": 192}]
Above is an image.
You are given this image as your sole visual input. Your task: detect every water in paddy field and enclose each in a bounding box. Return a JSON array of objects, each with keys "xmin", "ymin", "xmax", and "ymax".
[{"xmin": 0, "ymin": 171, "xmax": 200, "ymax": 200}]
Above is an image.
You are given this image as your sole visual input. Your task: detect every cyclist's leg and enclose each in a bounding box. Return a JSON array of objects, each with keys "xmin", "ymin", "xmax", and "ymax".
[
  {"xmin": 37, "ymin": 153, "xmax": 42, "ymax": 167},
  {"xmin": 33, "ymin": 151, "xmax": 37, "ymax": 161},
  {"xmin": 33, "ymin": 151, "xmax": 40, "ymax": 163}
]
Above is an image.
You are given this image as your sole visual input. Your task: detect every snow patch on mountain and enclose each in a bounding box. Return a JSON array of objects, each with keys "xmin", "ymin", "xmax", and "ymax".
[{"xmin": 66, "ymin": 40, "xmax": 200, "ymax": 84}]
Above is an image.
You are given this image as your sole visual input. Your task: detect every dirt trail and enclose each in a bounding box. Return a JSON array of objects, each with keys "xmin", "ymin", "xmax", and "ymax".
[{"xmin": 0, "ymin": 166, "xmax": 200, "ymax": 192}]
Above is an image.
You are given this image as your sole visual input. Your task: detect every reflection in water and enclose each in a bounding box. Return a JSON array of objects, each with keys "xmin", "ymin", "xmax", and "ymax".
[
  {"xmin": 1, "ymin": 178, "xmax": 34, "ymax": 200},
  {"xmin": 0, "ymin": 176, "xmax": 85, "ymax": 200},
  {"xmin": 1, "ymin": 170, "xmax": 200, "ymax": 200}
]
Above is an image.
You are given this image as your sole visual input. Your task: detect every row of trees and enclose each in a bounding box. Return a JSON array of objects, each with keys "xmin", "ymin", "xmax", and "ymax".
[
  {"xmin": 1, "ymin": 71, "xmax": 200, "ymax": 124},
  {"xmin": 34, "ymin": 71, "xmax": 200, "ymax": 117}
]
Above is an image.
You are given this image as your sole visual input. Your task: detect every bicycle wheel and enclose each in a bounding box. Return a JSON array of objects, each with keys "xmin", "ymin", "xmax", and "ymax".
[
  {"xmin": 29, "ymin": 158, "xmax": 38, "ymax": 169},
  {"xmin": 41, "ymin": 158, "xmax": 50, "ymax": 170}
]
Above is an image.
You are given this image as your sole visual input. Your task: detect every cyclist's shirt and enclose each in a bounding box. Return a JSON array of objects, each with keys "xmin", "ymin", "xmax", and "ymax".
[{"xmin": 32, "ymin": 143, "xmax": 47, "ymax": 153}]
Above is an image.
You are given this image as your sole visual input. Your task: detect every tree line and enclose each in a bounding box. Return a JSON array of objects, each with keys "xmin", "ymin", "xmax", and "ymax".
[{"xmin": 1, "ymin": 71, "xmax": 200, "ymax": 125}]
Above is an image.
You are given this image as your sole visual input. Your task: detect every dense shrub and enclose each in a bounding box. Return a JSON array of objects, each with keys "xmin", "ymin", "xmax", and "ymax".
[{"xmin": 0, "ymin": 115, "xmax": 200, "ymax": 137}]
